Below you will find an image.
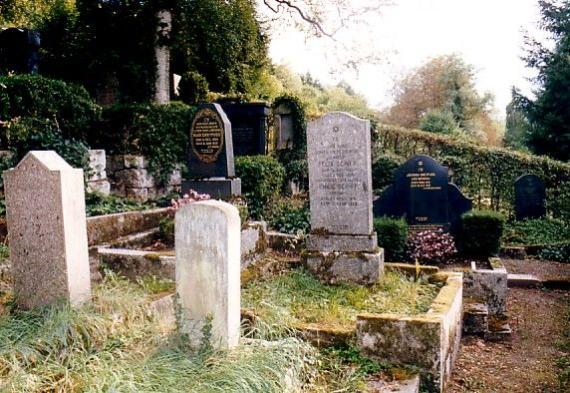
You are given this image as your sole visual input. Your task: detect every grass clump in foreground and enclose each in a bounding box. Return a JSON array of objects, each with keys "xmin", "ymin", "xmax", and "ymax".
[
  {"xmin": 242, "ymin": 269, "xmax": 442, "ymax": 331},
  {"xmin": 0, "ymin": 273, "xmax": 314, "ymax": 392}
]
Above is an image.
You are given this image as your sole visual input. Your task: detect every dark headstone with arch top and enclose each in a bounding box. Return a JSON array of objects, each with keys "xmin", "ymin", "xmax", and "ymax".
[{"xmin": 514, "ymin": 174, "xmax": 546, "ymax": 220}]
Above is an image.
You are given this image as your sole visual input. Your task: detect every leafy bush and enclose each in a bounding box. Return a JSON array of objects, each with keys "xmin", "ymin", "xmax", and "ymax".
[
  {"xmin": 92, "ymin": 102, "xmax": 195, "ymax": 185},
  {"xmin": 235, "ymin": 155, "xmax": 285, "ymax": 220},
  {"xmin": 460, "ymin": 210, "xmax": 506, "ymax": 258},
  {"xmin": 266, "ymin": 197, "xmax": 310, "ymax": 235},
  {"xmin": 374, "ymin": 217, "xmax": 408, "ymax": 261},
  {"xmin": 0, "ymin": 74, "xmax": 100, "ymax": 141},
  {"xmin": 0, "ymin": 117, "xmax": 90, "ymax": 172},
  {"xmin": 178, "ymin": 71, "xmax": 209, "ymax": 104},
  {"xmin": 419, "ymin": 109, "xmax": 459, "ymax": 134},
  {"xmin": 159, "ymin": 218, "xmax": 175, "ymax": 246},
  {"xmin": 408, "ymin": 229, "xmax": 457, "ymax": 264},
  {"xmin": 85, "ymin": 192, "xmax": 157, "ymax": 217},
  {"xmin": 372, "ymin": 153, "xmax": 403, "ymax": 192},
  {"xmin": 374, "ymin": 124, "xmax": 570, "ymax": 219},
  {"xmin": 504, "ymin": 218, "xmax": 570, "ymax": 246},
  {"xmin": 538, "ymin": 243, "xmax": 570, "ymax": 263}
]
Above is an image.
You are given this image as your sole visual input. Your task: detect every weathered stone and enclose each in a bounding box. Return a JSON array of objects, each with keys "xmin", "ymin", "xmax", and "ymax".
[
  {"xmin": 123, "ymin": 154, "xmax": 148, "ymax": 169},
  {"xmin": 115, "ymin": 168, "xmax": 155, "ymax": 189},
  {"xmin": 176, "ymin": 200, "xmax": 241, "ymax": 349},
  {"xmin": 87, "ymin": 149, "xmax": 107, "ymax": 182},
  {"xmin": 87, "ymin": 179, "xmax": 111, "ymax": 195},
  {"xmin": 304, "ymin": 249, "xmax": 384, "ymax": 285},
  {"xmin": 241, "ymin": 221, "xmax": 267, "ymax": 267},
  {"xmin": 307, "ymin": 234, "xmax": 377, "ymax": 253},
  {"xmin": 154, "ymin": 10, "xmax": 171, "ymax": 104},
  {"xmin": 3, "ymin": 151, "xmax": 91, "ymax": 309},
  {"xmin": 307, "ymin": 112, "xmax": 373, "ymax": 235},
  {"xmin": 463, "ymin": 259, "xmax": 507, "ymax": 315},
  {"xmin": 168, "ymin": 169, "xmax": 182, "ymax": 186},
  {"xmin": 463, "ymin": 302, "xmax": 489, "ymax": 335},
  {"xmin": 356, "ymin": 272, "xmax": 463, "ymax": 392}
]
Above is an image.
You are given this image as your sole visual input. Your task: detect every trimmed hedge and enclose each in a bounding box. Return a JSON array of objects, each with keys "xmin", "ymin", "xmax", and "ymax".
[
  {"xmin": 460, "ymin": 210, "xmax": 506, "ymax": 258},
  {"xmin": 372, "ymin": 153, "xmax": 404, "ymax": 192},
  {"xmin": 235, "ymin": 155, "xmax": 286, "ymax": 220},
  {"xmin": 374, "ymin": 124, "xmax": 570, "ymax": 221},
  {"xmin": 374, "ymin": 217, "xmax": 408, "ymax": 261},
  {"xmin": 91, "ymin": 102, "xmax": 195, "ymax": 185},
  {"xmin": 0, "ymin": 74, "xmax": 100, "ymax": 141}
]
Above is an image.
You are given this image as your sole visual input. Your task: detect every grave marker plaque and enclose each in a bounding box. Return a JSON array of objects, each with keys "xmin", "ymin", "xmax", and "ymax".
[
  {"xmin": 183, "ymin": 104, "xmax": 241, "ymax": 198},
  {"xmin": 515, "ymin": 174, "xmax": 546, "ymax": 220}
]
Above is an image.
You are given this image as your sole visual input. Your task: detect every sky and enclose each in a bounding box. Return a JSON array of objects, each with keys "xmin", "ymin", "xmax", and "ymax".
[{"xmin": 267, "ymin": 0, "xmax": 543, "ymax": 118}]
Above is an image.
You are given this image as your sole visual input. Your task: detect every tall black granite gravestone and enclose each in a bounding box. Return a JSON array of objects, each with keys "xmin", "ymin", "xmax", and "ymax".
[
  {"xmin": 0, "ymin": 28, "xmax": 41, "ymax": 74},
  {"xmin": 220, "ymin": 103, "xmax": 269, "ymax": 156},
  {"xmin": 182, "ymin": 103, "xmax": 241, "ymax": 198},
  {"xmin": 514, "ymin": 174, "xmax": 546, "ymax": 220},
  {"xmin": 373, "ymin": 155, "xmax": 472, "ymax": 232}
]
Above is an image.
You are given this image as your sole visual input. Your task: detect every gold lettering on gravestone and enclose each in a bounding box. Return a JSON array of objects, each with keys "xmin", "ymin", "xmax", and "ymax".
[{"xmin": 191, "ymin": 108, "xmax": 224, "ymax": 164}]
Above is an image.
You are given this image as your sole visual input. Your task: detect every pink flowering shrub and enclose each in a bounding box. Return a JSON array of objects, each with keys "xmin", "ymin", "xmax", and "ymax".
[
  {"xmin": 408, "ymin": 229, "xmax": 457, "ymax": 264},
  {"xmin": 170, "ymin": 189, "xmax": 211, "ymax": 211}
]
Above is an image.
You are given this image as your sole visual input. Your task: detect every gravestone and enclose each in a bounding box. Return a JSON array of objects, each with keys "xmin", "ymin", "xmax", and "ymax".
[
  {"xmin": 182, "ymin": 104, "xmax": 241, "ymax": 198},
  {"xmin": 304, "ymin": 112, "xmax": 383, "ymax": 285},
  {"xmin": 373, "ymin": 155, "xmax": 472, "ymax": 233},
  {"xmin": 176, "ymin": 200, "xmax": 240, "ymax": 349},
  {"xmin": 3, "ymin": 151, "xmax": 91, "ymax": 309},
  {"xmin": 448, "ymin": 183, "xmax": 473, "ymax": 233},
  {"xmin": 515, "ymin": 174, "xmax": 546, "ymax": 220},
  {"xmin": 221, "ymin": 103, "xmax": 269, "ymax": 156},
  {"xmin": 274, "ymin": 102, "xmax": 295, "ymax": 150},
  {"xmin": 0, "ymin": 28, "xmax": 40, "ymax": 74}
]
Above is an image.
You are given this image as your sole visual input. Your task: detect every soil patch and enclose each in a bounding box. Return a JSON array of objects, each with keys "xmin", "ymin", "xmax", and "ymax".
[
  {"xmin": 449, "ymin": 287, "xmax": 570, "ymax": 392},
  {"xmin": 503, "ymin": 258, "xmax": 570, "ymax": 279}
]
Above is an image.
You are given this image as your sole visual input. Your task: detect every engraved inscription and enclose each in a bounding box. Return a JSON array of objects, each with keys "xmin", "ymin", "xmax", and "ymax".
[{"xmin": 190, "ymin": 108, "xmax": 224, "ymax": 163}]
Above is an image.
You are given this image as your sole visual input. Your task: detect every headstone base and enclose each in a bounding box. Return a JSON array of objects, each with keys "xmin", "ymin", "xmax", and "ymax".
[
  {"xmin": 307, "ymin": 233, "xmax": 378, "ymax": 253},
  {"xmin": 303, "ymin": 248, "xmax": 384, "ymax": 285},
  {"xmin": 182, "ymin": 178, "xmax": 241, "ymax": 199}
]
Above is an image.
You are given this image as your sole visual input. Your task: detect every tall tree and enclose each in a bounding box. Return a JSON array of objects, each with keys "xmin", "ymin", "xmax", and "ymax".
[
  {"xmin": 516, "ymin": 0, "xmax": 570, "ymax": 161},
  {"xmin": 383, "ymin": 54, "xmax": 496, "ymax": 142}
]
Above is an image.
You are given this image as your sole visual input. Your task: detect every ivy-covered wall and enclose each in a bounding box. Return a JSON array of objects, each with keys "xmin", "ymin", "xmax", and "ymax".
[{"xmin": 374, "ymin": 124, "xmax": 570, "ymax": 220}]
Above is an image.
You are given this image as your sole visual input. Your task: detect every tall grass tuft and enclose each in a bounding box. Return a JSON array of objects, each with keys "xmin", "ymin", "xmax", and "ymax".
[{"xmin": 0, "ymin": 272, "xmax": 315, "ymax": 392}]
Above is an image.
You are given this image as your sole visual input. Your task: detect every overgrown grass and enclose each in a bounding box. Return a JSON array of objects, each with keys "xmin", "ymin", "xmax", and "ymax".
[
  {"xmin": 0, "ymin": 273, "xmax": 315, "ymax": 392},
  {"xmin": 242, "ymin": 269, "xmax": 442, "ymax": 331},
  {"xmin": 503, "ymin": 218, "xmax": 570, "ymax": 246}
]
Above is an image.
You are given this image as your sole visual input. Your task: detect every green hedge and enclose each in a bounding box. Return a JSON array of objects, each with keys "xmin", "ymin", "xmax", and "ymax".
[
  {"xmin": 0, "ymin": 75, "xmax": 98, "ymax": 174},
  {"xmin": 460, "ymin": 210, "xmax": 506, "ymax": 258},
  {"xmin": 92, "ymin": 102, "xmax": 195, "ymax": 185},
  {"xmin": 374, "ymin": 217, "xmax": 408, "ymax": 261},
  {"xmin": 0, "ymin": 75, "xmax": 100, "ymax": 141},
  {"xmin": 372, "ymin": 153, "xmax": 404, "ymax": 192},
  {"xmin": 266, "ymin": 197, "xmax": 310, "ymax": 235},
  {"xmin": 374, "ymin": 124, "xmax": 570, "ymax": 221},
  {"xmin": 235, "ymin": 155, "xmax": 286, "ymax": 220}
]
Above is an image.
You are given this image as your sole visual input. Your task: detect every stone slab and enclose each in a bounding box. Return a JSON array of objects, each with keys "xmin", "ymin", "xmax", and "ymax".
[
  {"xmin": 307, "ymin": 112, "xmax": 373, "ymax": 235},
  {"xmin": 507, "ymin": 273, "xmax": 541, "ymax": 288},
  {"xmin": 307, "ymin": 233, "xmax": 377, "ymax": 252},
  {"xmin": 3, "ymin": 151, "xmax": 91, "ymax": 309},
  {"xmin": 304, "ymin": 249, "xmax": 384, "ymax": 285},
  {"xmin": 182, "ymin": 178, "xmax": 241, "ymax": 199},
  {"xmin": 176, "ymin": 200, "xmax": 241, "ymax": 349}
]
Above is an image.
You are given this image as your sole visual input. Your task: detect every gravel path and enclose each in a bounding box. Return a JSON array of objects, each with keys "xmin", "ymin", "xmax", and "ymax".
[{"xmin": 449, "ymin": 287, "xmax": 569, "ymax": 392}]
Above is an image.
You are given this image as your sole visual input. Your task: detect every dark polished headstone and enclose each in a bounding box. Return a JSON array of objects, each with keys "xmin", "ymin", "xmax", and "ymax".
[
  {"xmin": 220, "ymin": 103, "xmax": 269, "ymax": 156},
  {"xmin": 0, "ymin": 28, "xmax": 40, "ymax": 74},
  {"xmin": 185, "ymin": 103, "xmax": 240, "ymax": 198},
  {"xmin": 515, "ymin": 174, "xmax": 546, "ymax": 220},
  {"xmin": 373, "ymin": 155, "xmax": 472, "ymax": 233},
  {"xmin": 394, "ymin": 155, "xmax": 449, "ymax": 228}
]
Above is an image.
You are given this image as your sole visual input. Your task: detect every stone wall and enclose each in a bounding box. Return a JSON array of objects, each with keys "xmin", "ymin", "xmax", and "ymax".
[
  {"xmin": 356, "ymin": 272, "xmax": 463, "ymax": 392},
  {"xmin": 87, "ymin": 149, "xmax": 111, "ymax": 195},
  {"xmin": 107, "ymin": 154, "xmax": 181, "ymax": 201},
  {"xmin": 463, "ymin": 258, "xmax": 508, "ymax": 316}
]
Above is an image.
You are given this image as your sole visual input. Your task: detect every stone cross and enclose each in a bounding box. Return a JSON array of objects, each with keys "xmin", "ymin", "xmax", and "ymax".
[
  {"xmin": 175, "ymin": 200, "xmax": 240, "ymax": 349},
  {"xmin": 3, "ymin": 151, "xmax": 91, "ymax": 309}
]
